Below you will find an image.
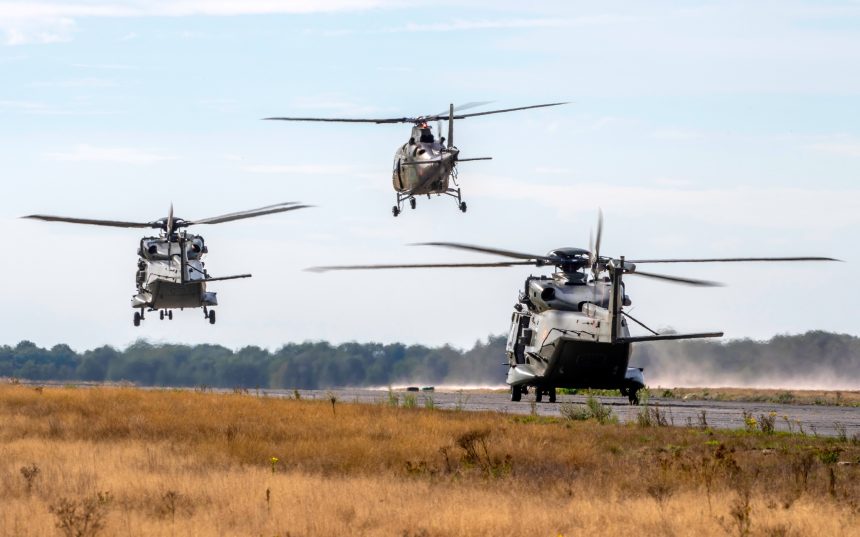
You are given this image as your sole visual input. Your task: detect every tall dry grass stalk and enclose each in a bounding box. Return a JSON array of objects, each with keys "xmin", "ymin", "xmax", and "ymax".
[{"xmin": 0, "ymin": 385, "xmax": 857, "ymax": 536}]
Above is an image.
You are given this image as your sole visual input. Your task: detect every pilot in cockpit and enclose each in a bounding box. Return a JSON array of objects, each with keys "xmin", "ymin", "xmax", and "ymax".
[{"xmin": 419, "ymin": 128, "xmax": 435, "ymax": 143}]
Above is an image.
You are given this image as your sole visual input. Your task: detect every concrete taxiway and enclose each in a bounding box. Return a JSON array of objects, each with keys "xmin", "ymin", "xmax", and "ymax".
[{"xmin": 280, "ymin": 388, "xmax": 860, "ymax": 438}]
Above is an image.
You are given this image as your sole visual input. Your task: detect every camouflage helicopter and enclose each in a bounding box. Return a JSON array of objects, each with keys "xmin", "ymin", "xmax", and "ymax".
[
  {"xmin": 24, "ymin": 202, "xmax": 311, "ymax": 326},
  {"xmin": 307, "ymin": 213, "xmax": 838, "ymax": 404},
  {"xmin": 264, "ymin": 101, "xmax": 566, "ymax": 216}
]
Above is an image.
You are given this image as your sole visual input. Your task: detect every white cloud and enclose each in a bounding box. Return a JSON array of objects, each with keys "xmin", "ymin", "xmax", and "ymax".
[
  {"xmin": 0, "ymin": 99, "xmax": 47, "ymax": 111},
  {"xmin": 243, "ymin": 164, "xmax": 355, "ymax": 174},
  {"xmin": 1, "ymin": 15, "xmax": 75, "ymax": 45},
  {"xmin": 30, "ymin": 77, "xmax": 117, "ymax": 88},
  {"xmin": 44, "ymin": 144, "xmax": 177, "ymax": 164},
  {"xmin": 534, "ymin": 166, "xmax": 571, "ymax": 175},
  {"xmin": 71, "ymin": 62, "xmax": 136, "ymax": 69},
  {"xmin": 469, "ymin": 174, "xmax": 860, "ymax": 232},
  {"xmin": 652, "ymin": 127, "xmax": 703, "ymax": 141},
  {"xmin": 0, "ymin": 0, "xmax": 400, "ymax": 45},
  {"xmin": 387, "ymin": 14, "xmax": 639, "ymax": 33},
  {"xmin": 287, "ymin": 94, "xmax": 385, "ymax": 115},
  {"xmin": 810, "ymin": 140, "xmax": 860, "ymax": 157}
]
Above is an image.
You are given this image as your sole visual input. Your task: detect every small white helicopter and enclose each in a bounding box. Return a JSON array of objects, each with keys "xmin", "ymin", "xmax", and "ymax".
[
  {"xmin": 307, "ymin": 212, "xmax": 838, "ymax": 403},
  {"xmin": 265, "ymin": 101, "xmax": 567, "ymax": 216},
  {"xmin": 24, "ymin": 202, "xmax": 311, "ymax": 326}
]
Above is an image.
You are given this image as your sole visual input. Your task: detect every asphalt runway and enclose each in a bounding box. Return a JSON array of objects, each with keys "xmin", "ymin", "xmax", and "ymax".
[{"xmin": 281, "ymin": 388, "xmax": 860, "ymax": 438}]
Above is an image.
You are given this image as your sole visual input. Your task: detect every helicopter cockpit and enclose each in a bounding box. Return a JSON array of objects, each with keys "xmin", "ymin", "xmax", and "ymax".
[
  {"xmin": 138, "ymin": 236, "xmax": 207, "ymax": 261},
  {"xmin": 411, "ymin": 124, "xmax": 435, "ymax": 144}
]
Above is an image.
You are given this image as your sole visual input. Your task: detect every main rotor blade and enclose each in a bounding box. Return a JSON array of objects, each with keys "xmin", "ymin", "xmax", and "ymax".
[
  {"xmin": 263, "ymin": 116, "xmax": 415, "ymax": 124},
  {"xmin": 423, "ymin": 102, "xmax": 568, "ymax": 122},
  {"xmin": 166, "ymin": 203, "xmax": 174, "ymax": 236},
  {"xmin": 412, "ymin": 242, "xmax": 553, "ymax": 263},
  {"xmin": 630, "ymin": 270, "xmax": 723, "ymax": 287},
  {"xmin": 306, "ymin": 261, "xmax": 535, "ymax": 273},
  {"xmin": 433, "ymin": 101, "xmax": 494, "ymax": 117},
  {"xmin": 188, "ymin": 202, "xmax": 312, "ymax": 225},
  {"xmin": 22, "ymin": 215, "xmax": 154, "ymax": 228},
  {"xmin": 627, "ymin": 256, "xmax": 841, "ymax": 263}
]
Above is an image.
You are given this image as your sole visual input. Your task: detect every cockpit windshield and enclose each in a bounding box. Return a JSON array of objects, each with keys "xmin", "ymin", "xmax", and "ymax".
[{"xmin": 419, "ymin": 128, "xmax": 434, "ymax": 143}]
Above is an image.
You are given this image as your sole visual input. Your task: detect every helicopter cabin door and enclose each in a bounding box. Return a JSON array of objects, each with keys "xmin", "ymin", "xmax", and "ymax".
[{"xmin": 506, "ymin": 313, "xmax": 532, "ymax": 364}]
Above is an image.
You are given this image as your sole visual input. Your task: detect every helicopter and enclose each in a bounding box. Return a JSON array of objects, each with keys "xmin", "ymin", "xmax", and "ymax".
[
  {"xmin": 23, "ymin": 202, "xmax": 311, "ymax": 326},
  {"xmin": 306, "ymin": 213, "xmax": 838, "ymax": 404},
  {"xmin": 264, "ymin": 101, "xmax": 567, "ymax": 217}
]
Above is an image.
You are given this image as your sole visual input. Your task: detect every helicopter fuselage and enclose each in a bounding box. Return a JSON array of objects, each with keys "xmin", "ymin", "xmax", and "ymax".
[
  {"xmin": 132, "ymin": 233, "xmax": 216, "ymax": 310},
  {"xmin": 505, "ymin": 273, "xmax": 645, "ymax": 399},
  {"xmin": 391, "ymin": 125, "xmax": 458, "ymax": 196}
]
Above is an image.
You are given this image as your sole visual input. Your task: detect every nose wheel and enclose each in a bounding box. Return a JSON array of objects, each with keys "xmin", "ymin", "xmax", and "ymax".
[
  {"xmin": 410, "ymin": 198, "xmax": 417, "ymax": 210},
  {"xmin": 204, "ymin": 308, "xmax": 216, "ymax": 325},
  {"xmin": 459, "ymin": 201, "xmax": 467, "ymax": 213}
]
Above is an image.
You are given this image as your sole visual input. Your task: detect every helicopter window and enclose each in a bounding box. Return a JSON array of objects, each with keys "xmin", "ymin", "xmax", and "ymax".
[{"xmin": 419, "ymin": 129, "xmax": 434, "ymax": 143}]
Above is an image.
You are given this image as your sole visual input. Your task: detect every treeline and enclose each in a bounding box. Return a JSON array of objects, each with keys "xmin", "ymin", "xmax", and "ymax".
[
  {"xmin": 0, "ymin": 338, "xmax": 506, "ymax": 389},
  {"xmin": 1, "ymin": 330, "xmax": 858, "ymax": 389}
]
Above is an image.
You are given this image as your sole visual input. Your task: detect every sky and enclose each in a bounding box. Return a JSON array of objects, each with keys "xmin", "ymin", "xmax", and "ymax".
[{"xmin": 0, "ymin": 0, "xmax": 857, "ymax": 352}]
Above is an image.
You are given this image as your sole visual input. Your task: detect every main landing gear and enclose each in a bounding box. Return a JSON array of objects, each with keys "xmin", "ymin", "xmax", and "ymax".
[
  {"xmin": 620, "ymin": 385, "xmax": 642, "ymax": 405},
  {"xmin": 513, "ymin": 386, "xmax": 556, "ymax": 403},
  {"xmin": 532, "ymin": 387, "xmax": 557, "ymax": 403},
  {"xmin": 204, "ymin": 307, "xmax": 216, "ymax": 325},
  {"xmin": 134, "ymin": 308, "xmax": 174, "ymax": 326}
]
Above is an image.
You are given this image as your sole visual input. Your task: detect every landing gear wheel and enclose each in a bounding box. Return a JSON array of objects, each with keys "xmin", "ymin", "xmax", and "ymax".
[
  {"xmin": 628, "ymin": 389, "xmax": 640, "ymax": 406},
  {"xmin": 511, "ymin": 385, "xmax": 521, "ymax": 402},
  {"xmin": 133, "ymin": 312, "xmax": 141, "ymax": 327},
  {"xmin": 549, "ymin": 387, "xmax": 557, "ymax": 403},
  {"xmin": 534, "ymin": 388, "xmax": 543, "ymax": 403},
  {"xmin": 392, "ymin": 206, "xmax": 400, "ymax": 217},
  {"xmin": 409, "ymin": 198, "xmax": 416, "ymax": 210},
  {"xmin": 159, "ymin": 310, "xmax": 165, "ymax": 320},
  {"xmin": 459, "ymin": 201, "xmax": 467, "ymax": 213},
  {"xmin": 208, "ymin": 310, "xmax": 216, "ymax": 325},
  {"xmin": 167, "ymin": 311, "xmax": 173, "ymax": 320}
]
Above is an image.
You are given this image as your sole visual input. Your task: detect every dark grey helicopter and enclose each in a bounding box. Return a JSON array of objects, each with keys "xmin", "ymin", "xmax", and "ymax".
[
  {"xmin": 307, "ymin": 213, "xmax": 838, "ymax": 404},
  {"xmin": 264, "ymin": 101, "xmax": 567, "ymax": 216},
  {"xmin": 24, "ymin": 202, "xmax": 311, "ymax": 326}
]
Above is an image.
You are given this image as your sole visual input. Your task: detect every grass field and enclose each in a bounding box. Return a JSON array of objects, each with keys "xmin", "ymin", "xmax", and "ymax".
[{"xmin": 0, "ymin": 385, "xmax": 858, "ymax": 537}]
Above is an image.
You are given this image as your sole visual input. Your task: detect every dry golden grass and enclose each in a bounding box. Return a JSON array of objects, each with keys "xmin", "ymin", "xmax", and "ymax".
[{"xmin": 0, "ymin": 385, "xmax": 858, "ymax": 537}]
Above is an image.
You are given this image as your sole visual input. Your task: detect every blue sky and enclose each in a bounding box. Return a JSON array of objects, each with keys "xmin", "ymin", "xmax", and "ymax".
[{"xmin": 0, "ymin": 0, "xmax": 857, "ymax": 351}]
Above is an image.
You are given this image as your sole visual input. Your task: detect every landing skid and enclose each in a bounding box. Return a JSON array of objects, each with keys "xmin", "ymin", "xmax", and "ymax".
[{"xmin": 392, "ymin": 187, "xmax": 467, "ymax": 217}]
